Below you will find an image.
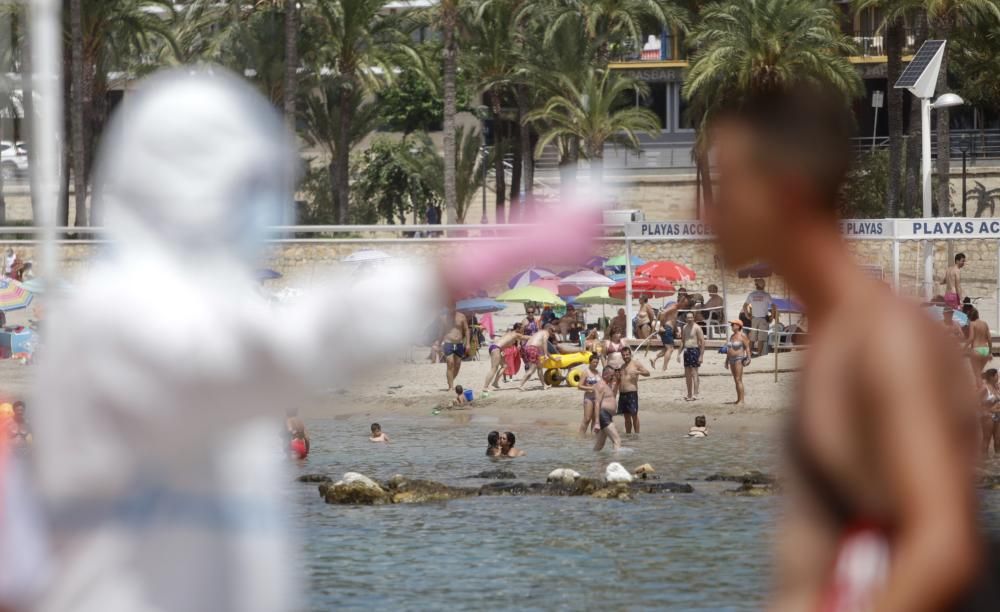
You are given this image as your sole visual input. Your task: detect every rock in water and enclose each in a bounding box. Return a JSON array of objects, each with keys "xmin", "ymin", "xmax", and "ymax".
[
  {"xmin": 466, "ymin": 469, "xmax": 517, "ymax": 480},
  {"xmin": 632, "ymin": 464, "xmax": 655, "ymax": 479},
  {"xmin": 297, "ymin": 473, "xmax": 332, "ymax": 483},
  {"xmin": 547, "ymin": 468, "xmax": 581, "ymax": 484},
  {"xmin": 605, "ymin": 462, "xmax": 633, "ymax": 483},
  {"xmin": 335, "ymin": 472, "xmax": 383, "ymax": 491},
  {"xmin": 705, "ymin": 470, "xmax": 775, "ymax": 485}
]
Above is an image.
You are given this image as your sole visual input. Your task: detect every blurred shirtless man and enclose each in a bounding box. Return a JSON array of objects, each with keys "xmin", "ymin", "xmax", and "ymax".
[
  {"xmin": 708, "ymin": 88, "xmax": 982, "ymax": 612},
  {"xmin": 651, "ymin": 295, "xmax": 688, "ymax": 371},
  {"xmin": 518, "ymin": 327, "xmax": 551, "ymax": 391},
  {"xmin": 618, "ymin": 347, "xmax": 649, "ymax": 434},
  {"xmin": 484, "ymin": 323, "xmax": 529, "ymax": 390},
  {"xmin": 441, "ymin": 307, "xmax": 470, "ymax": 391},
  {"xmin": 943, "ymin": 253, "xmax": 966, "ymax": 310},
  {"xmin": 592, "ymin": 366, "xmax": 621, "ymax": 452}
]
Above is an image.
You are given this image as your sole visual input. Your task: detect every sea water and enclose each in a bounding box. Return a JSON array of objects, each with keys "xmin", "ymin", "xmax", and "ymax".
[{"xmin": 289, "ymin": 415, "xmax": 1000, "ymax": 611}]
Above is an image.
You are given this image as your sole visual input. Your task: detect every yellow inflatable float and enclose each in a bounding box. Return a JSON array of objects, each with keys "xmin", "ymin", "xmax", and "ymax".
[{"xmin": 539, "ymin": 352, "xmax": 593, "ymax": 387}]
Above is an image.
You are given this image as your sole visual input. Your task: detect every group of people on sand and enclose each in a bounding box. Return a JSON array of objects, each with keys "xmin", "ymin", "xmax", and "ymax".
[
  {"xmin": 485, "ymin": 430, "xmax": 524, "ymax": 457},
  {"xmin": 575, "ymin": 345, "xmax": 649, "ymax": 451}
]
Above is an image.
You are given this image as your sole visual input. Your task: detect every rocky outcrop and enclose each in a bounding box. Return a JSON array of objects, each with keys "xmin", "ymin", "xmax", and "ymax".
[
  {"xmin": 547, "ymin": 468, "xmax": 581, "ymax": 484},
  {"xmin": 384, "ymin": 475, "xmax": 477, "ymax": 503},
  {"xmin": 605, "ymin": 462, "xmax": 633, "ymax": 483},
  {"xmin": 705, "ymin": 471, "xmax": 775, "ymax": 485},
  {"xmin": 296, "ymin": 474, "xmax": 332, "ymax": 483},
  {"xmin": 466, "ymin": 469, "xmax": 517, "ymax": 480},
  {"xmin": 725, "ymin": 482, "xmax": 781, "ymax": 497}
]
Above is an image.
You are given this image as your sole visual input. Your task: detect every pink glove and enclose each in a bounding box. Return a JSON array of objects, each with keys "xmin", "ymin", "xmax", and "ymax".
[{"xmin": 440, "ymin": 205, "xmax": 603, "ymax": 301}]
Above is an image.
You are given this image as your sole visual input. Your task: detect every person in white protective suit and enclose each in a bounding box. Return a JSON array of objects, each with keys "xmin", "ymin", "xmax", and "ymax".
[{"xmin": 15, "ymin": 67, "xmax": 597, "ymax": 612}]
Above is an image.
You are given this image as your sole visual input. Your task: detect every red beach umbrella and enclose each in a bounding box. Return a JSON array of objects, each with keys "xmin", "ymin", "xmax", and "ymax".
[
  {"xmin": 609, "ymin": 277, "xmax": 675, "ymax": 300},
  {"xmin": 635, "ymin": 260, "xmax": 696, "ymax": 282}
]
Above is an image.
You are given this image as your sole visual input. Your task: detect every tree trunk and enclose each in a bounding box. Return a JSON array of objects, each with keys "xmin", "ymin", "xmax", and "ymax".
[
  {"xmin": 885, "ymin": 18, "xmax": 904, "ymax": 217},
  {"xmin": 441, "ymin": 0, "xmax": 458, "ymax": 224},
  {"xmin": 559, "ymin": 138, "xmax": 578, "ymax": 198},
  {"xmin": 335, "ymin": 85, "xmax": 353, "ymax": 224},
  {"xmin": 509, "ymin": 124, "xmax": 521, "ymax": 219},
  {"xmin": 0, "ymin": 119, "xmax": 7, "ymax": 225},
  {"xmin": 19, "ymin": 16, "xmax": 39, "ymax": 223},
  {"xmin": 516, "ymin": 84, "xmax": 533, "ymax": 197},
  {"xmin": 69, "ymin": 0, "xmax": 87, "ymax": 227},
  {"xmin": 903, "ymin": 15, "xmax": 927, "ymax": 217},
  {"xmin": 933, "ymin": 16, "xmax": 954, "ymax": 216},
  {"xmin": 590, "ymin": 153, "xmax": 603, "ymax": 186},
  {"xmin": 327, "ymin": 158, "xmax": 337, "ymax": 223},
  {"xmin": 490, "ymin": 90, "xmax": 506, "ymax": 223},
  {"xmin": 283, "ymin": 0, "xmax": 297, "ymax": 129}
]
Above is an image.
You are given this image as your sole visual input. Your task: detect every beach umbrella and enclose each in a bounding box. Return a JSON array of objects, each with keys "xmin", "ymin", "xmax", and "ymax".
[
  {"xmin": 608, "ymin": 272, "xmax": 626, "ymax": 282},
  {"xmin": 636, "ymin": 260, "xmax": 697, "ymax": 282},
  {"xmin": 496, "ymin": 285, "xmax": 565, "ymax": 306},
  {"xmin": 926, "ymin": 305, "xmax": 969, "ymax": 326},
  {"xmin": 583, "ymin": 256, "xmax": 607, "ymax": 269},
  {"xmin": 604, "ymin": 254, "xmax": 646, "ymax": 268},
  {"xmin": 609, "ymin": 277, "xmax": 675, "ymax": 300},
  {"xmin": 255, "ymin": 268, "xmax": 282, "ymax": 281},
  {"xmin": 342, "ymin": 249, "xmax": 393, "ymax": 263},
  {"xmin": 529, "ymin": 276, "xmax": 563, "ymax": 294},
  {"xmin": 560, "ymin": 270, "xmax": 615, "ymax": 288},
  {"xmin": 0, "ymin": 278, "xmax": 33, "ymax": 311},
  {"xmin": 575, "ymin": 286, "xmax": 624, "ymax": 305},
  {"xmin": 772, "ymin": 298, "xmax": 805, "ymax": 313},
  {"xmin": 737, "ymin": 263, "xmax": 772, "ymax": 278},
  {"xmin": 508, "ymin": 267, "xmax": 557, "ymax": 289},
  {"xmin": 456, "ymin": 298, "xmax": 508, "ymax": 315},
  {"xmin": 19, "ymin": 278, "xmax": 73, "ymax": 295},
  {"xmin": 556, "ymin": 283, "xmax": 584, "ymax": 298}
]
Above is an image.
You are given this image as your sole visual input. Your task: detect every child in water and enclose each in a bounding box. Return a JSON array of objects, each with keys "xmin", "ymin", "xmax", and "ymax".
[
  {"xmin": 686, "ymin": 415, "xmax": 709, "ymax": 438},
  {"xmin": 453, "ymin": 385, "xmax": 469, "ymax": 407},
  {"xmin": 369, "ymin": 423, "xmax": 391, "ymax": 443}
]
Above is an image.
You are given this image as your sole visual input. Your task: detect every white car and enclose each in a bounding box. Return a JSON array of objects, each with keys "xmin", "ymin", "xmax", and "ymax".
[{"xmin": 0, "ymin": 141, "xmax": 28, "ymax": 180}]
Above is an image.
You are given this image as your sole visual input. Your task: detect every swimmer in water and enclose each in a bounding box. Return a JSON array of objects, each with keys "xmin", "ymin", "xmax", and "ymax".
[
  {"xmin": 593, "ymin": 366, "xmax": 622, "ymax": 452},
  {"xmin": 285, "ymin": 408, "xmax": 310, "ymax": 458},
  {"xmin": 486, "ymin": 430, "xmax": 500, "ymax": 457},
  {"xmin": 369, "ymin": 423, "xmax": 390, "ymax": 443},
  {"xmin": 686, "ymin": 415, "xmax": 708, "ymax": 438},
  {"xmin": 498, "ymin": 431, "xmax": 525, "ymax": 457}
]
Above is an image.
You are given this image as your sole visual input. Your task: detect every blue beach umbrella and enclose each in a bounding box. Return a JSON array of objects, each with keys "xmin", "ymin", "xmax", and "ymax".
[
  {"xmin": 456, "ymin": 298, "xmax": 508, "ymax": 315},
  {"xmin": 926, "ymin": 305, "xmax": 969, "ymax": 326},
  {"xmin": 772, "ymin": 298, "xmax": 805, "ymax": 313},
  {"xmin": 605, "ymin": 254, "xmax": 646, "ymax": 268}
]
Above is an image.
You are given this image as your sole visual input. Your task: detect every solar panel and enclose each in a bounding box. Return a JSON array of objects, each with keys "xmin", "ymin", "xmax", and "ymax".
[{"xmin": 895, "ymin": 40, "xmax": 945, "ymax": 89}]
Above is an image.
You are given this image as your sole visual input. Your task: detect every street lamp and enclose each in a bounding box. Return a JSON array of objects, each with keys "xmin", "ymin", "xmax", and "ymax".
[
  {"xmin": 958, "ymin": 135, "xmax": 971, "ymax": 217},
  {"xmin": 920, "ymin": 92, "xmax": 964, "ymax": 218}
]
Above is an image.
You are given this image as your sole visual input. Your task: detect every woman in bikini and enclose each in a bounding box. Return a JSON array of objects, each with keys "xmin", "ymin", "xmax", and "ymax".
[
  {"xmin": 603, "ymin": 329, "xmax": 625, "ymax": 371},
  {"xmin": 584, "ymin": 329, "xmax": 601, "ymax": 354},
  {"xmin": 967, "ymin": 308, "xmax": 992, "ymax": 383},
  {"xmin": 981, "ymin": 369, "xmax": 1000, "ymax": 456},
  {"xmin": 724, "ymin": 321, "xmax": 751, "ymax": 405},
  {"xmin": 577, "ymin": 354, "xmax": 602, "ymax": 434}
]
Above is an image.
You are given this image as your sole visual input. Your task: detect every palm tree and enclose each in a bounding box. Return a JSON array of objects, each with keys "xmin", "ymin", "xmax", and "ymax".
[
  {"xmin": 311, "ymin": 0, "xmax": 419, "ymax": 223},
  {"xmin": 70, "ymin": 0, "xmax": 87, "ymax": 227},
  {"xmin": 441, "ymin": 0, "xmax": 461, "ymax": 224},
  {"xmin": 921, "ymin": 0, "xmax": 1000, "ymax": 214},
  {"xmin": 408, "ymin": 127, "xmax": 486, "ymax": 223},
  {"xmin": 546, "ymin": 0, "xmax": 688, "ymax": 65},
  {"xmin": 854, "ymin": 0, "xmax": 912, "ymax": 217},
  {"xmin": 284, "ymin": 0, "xmax": 298, "ymax": 129},
  {"xmin": 683, "ymin": 0, "xmax": 861, "ymax": 205},
  {"xmin": 526, "ymin": 67, "xmax": 661, "ymax": 184}
]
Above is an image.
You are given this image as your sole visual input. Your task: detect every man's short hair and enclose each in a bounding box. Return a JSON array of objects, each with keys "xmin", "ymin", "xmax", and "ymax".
[
  {"xmin": 712, "ymin": 84, "xmax": 855, "ymax": 209},
  {"xmin": 708, "ymin": 284, "xmax": 718, "ymax": 293},
  {"xmin": 956, "ymin": 253, "xmax": 966, "ymax": 263}
]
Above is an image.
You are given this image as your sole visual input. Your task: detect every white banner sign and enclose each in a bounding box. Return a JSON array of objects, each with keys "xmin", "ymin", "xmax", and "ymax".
[
  {"xmin": 899, "ymin": 218, "xmax": 1000, "ymax": 239},
  {"xmin": 625, "ymin": 219, "xmax": 895, "ymax": 239}
]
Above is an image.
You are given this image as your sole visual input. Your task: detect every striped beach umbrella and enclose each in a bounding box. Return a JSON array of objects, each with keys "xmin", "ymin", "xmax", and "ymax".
[
  {"xmin": 0, "ymin": 278, "xmax": 33, "ymax": 311},
  {"xmin": 507, "ymin": 267, "xmax": 557, "ymax": 289}
]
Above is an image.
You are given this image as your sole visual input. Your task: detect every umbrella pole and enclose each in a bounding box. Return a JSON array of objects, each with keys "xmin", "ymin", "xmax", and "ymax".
[
  {"xmin": 625, "ymin": 240, "xmax": 634, "ymax": 340},
  {"xmin": 720, "ymin": 254, "xmax": 729, "ymax": 328}
]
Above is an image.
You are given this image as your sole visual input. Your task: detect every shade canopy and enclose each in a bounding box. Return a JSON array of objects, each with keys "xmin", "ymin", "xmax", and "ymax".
[
  {"xmin": 636, "ymin": 260, "xmax": 696, "ymax": 282},
  {"xmin": 575, "ymin": 286, "xmax": 624, "ymax": 305},
  {"xmin": 508, "ymin": 267, "xmax": 557, "ymax": 289},
  {"xmin": 495, "ymin": 285, "xmax": 565, "ymax": 306},
  {"xmin": 737, "ymin": 263, "xmax": 773, "ymax": 278},
  {"xmin": 609, "ymin": 277, "xmax": 675, "ymax": 300},
  {"xmin": 560, "ymin": 270, "xmax": 615, "ymax": 288},
  {"xmin": 456, "ymin": 298, "xmax": 508, "ymax": 314}
]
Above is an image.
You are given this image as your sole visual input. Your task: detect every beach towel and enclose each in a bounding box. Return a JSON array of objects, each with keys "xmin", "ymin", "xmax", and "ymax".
[
  {"xmin": 480, "ymin": 313, "xmax": 494, "ymax": 339},
  {"xmin": 503, "ymin": 345, "xmax": 521, "ymax": 376}
]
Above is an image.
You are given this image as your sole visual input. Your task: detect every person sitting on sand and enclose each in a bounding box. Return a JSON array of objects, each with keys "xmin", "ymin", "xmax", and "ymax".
[
  {"xmin": 453, "ymin": 385, "xmax": 469, "ymax": 407},
  {"xmin": 369, "ymin": 423, "xmax": 390, "ymax": 443},
  {"xmin": 584, "ymin": 329, "xmax": 601, "ymax": 354},
  {"xmin": 7, "ymin": 401, "xmax": 32, "ymax": 447},
  {"xmin": 486, "ymin": 430, "xmax": 500, "ymax": 457},
  {"xmin": 686, "ymin": 415, "xmax": 709, "ymax": 438},
  {"xmin": 593, "ymin": 366, "xmax": 622, "ymax": 452},
  {"xmin": 498, "ymin": 431, "xmax": 525, "ymax": 457}
]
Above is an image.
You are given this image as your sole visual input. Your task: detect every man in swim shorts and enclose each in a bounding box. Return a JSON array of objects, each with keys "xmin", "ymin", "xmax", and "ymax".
[
  {"xmin": 441, "ymin": 307, "xmax": 470, "ymax": 391},
  {"xmin": 679, "ymin": 312, "xmax": 705, "ymax": 400},
  {"xmin": 708, "ymin": 86, "xmax": 981, "ymax": 611},
  {"xmin": 593, "ymin": 366, "xmax": 622, "ymax": 451},
  {"xmin": 518, "ymin": 327, "xmax": 551, "ymax": 390},
  {"xmin": 483, "ymin": 323, "xmax": 529, "ymax": 390},
  {"xmin": 618, "ymin": 347, "xmax": 649, "ymax": 434},
  {"xmin": 652, "ymin": 295, "xmax": 689, "ymax": 371},
  {"xmin": 942, "ymin": 252, "xmax": 965, "ymax": 310}
]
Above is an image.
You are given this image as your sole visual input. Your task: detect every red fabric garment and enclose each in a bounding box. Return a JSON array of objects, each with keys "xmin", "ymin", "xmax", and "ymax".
[
  {"xmin": 502, "ymin": 345, "xmax": 521, "ymax": 377},
  {"xmin": 480, "ymin": 313, "xmax": 494, "ymax": 339}
]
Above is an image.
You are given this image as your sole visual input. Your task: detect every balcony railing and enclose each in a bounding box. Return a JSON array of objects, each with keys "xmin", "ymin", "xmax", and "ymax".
[{"xmin": 848, "ymin": 26, "xmax": 916, "ymax": 57}]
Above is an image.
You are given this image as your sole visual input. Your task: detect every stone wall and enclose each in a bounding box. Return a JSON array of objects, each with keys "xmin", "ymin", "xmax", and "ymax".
[{"xmin": 8, "ymin": 234, "xmax": 1000, "ymax": 326}]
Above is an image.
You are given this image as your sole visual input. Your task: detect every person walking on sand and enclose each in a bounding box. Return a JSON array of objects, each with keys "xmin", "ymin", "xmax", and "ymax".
[
  {"xmin": 483, "ymin": 323, "xmax": 529, "ymax": 390},
  {"xmin": 724, "ymin": 320, "xmax": 751, "ymax": 405},
  {"xmin": 745, "ymin": 278, "xmax": 772, "ymax": 356},
  {"xmin": 679, "ymin": 312, "xmax": 704, "ymax": 401},
  {"xmin": 618, "ymin": 347, "xmax": 649, "ymax": 434},
  {"xmin": 518, "ymin": 327, "xmax": 551, "ymax": 390},
  {"xmin": 593, "ymin": 366, "xmax": 622, "ymax": 452},
  {"xmin": 709, "ymin": 87, "xmax": 982, "ymax": 612},
  {"xmin": 651, "ymin": 295, "xmax": 688, "ymax": 371},
  {"xmin": 967, "ymin": 307, "xmax": 992, "ymax": 382},
  {"xmin": 441, "ymin": 307, "xmax": 470, "ymax": 391},
  {"xmin": 577, "ymin": 354, "xmax": 602, "ymax": 433},
  {"xmin": 636, "ymin": 296, "xmax": 656, "ymax": 346},
  {"xmin": 942, "ymin": 252, "xmax": 966, "ymax": 310}
]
